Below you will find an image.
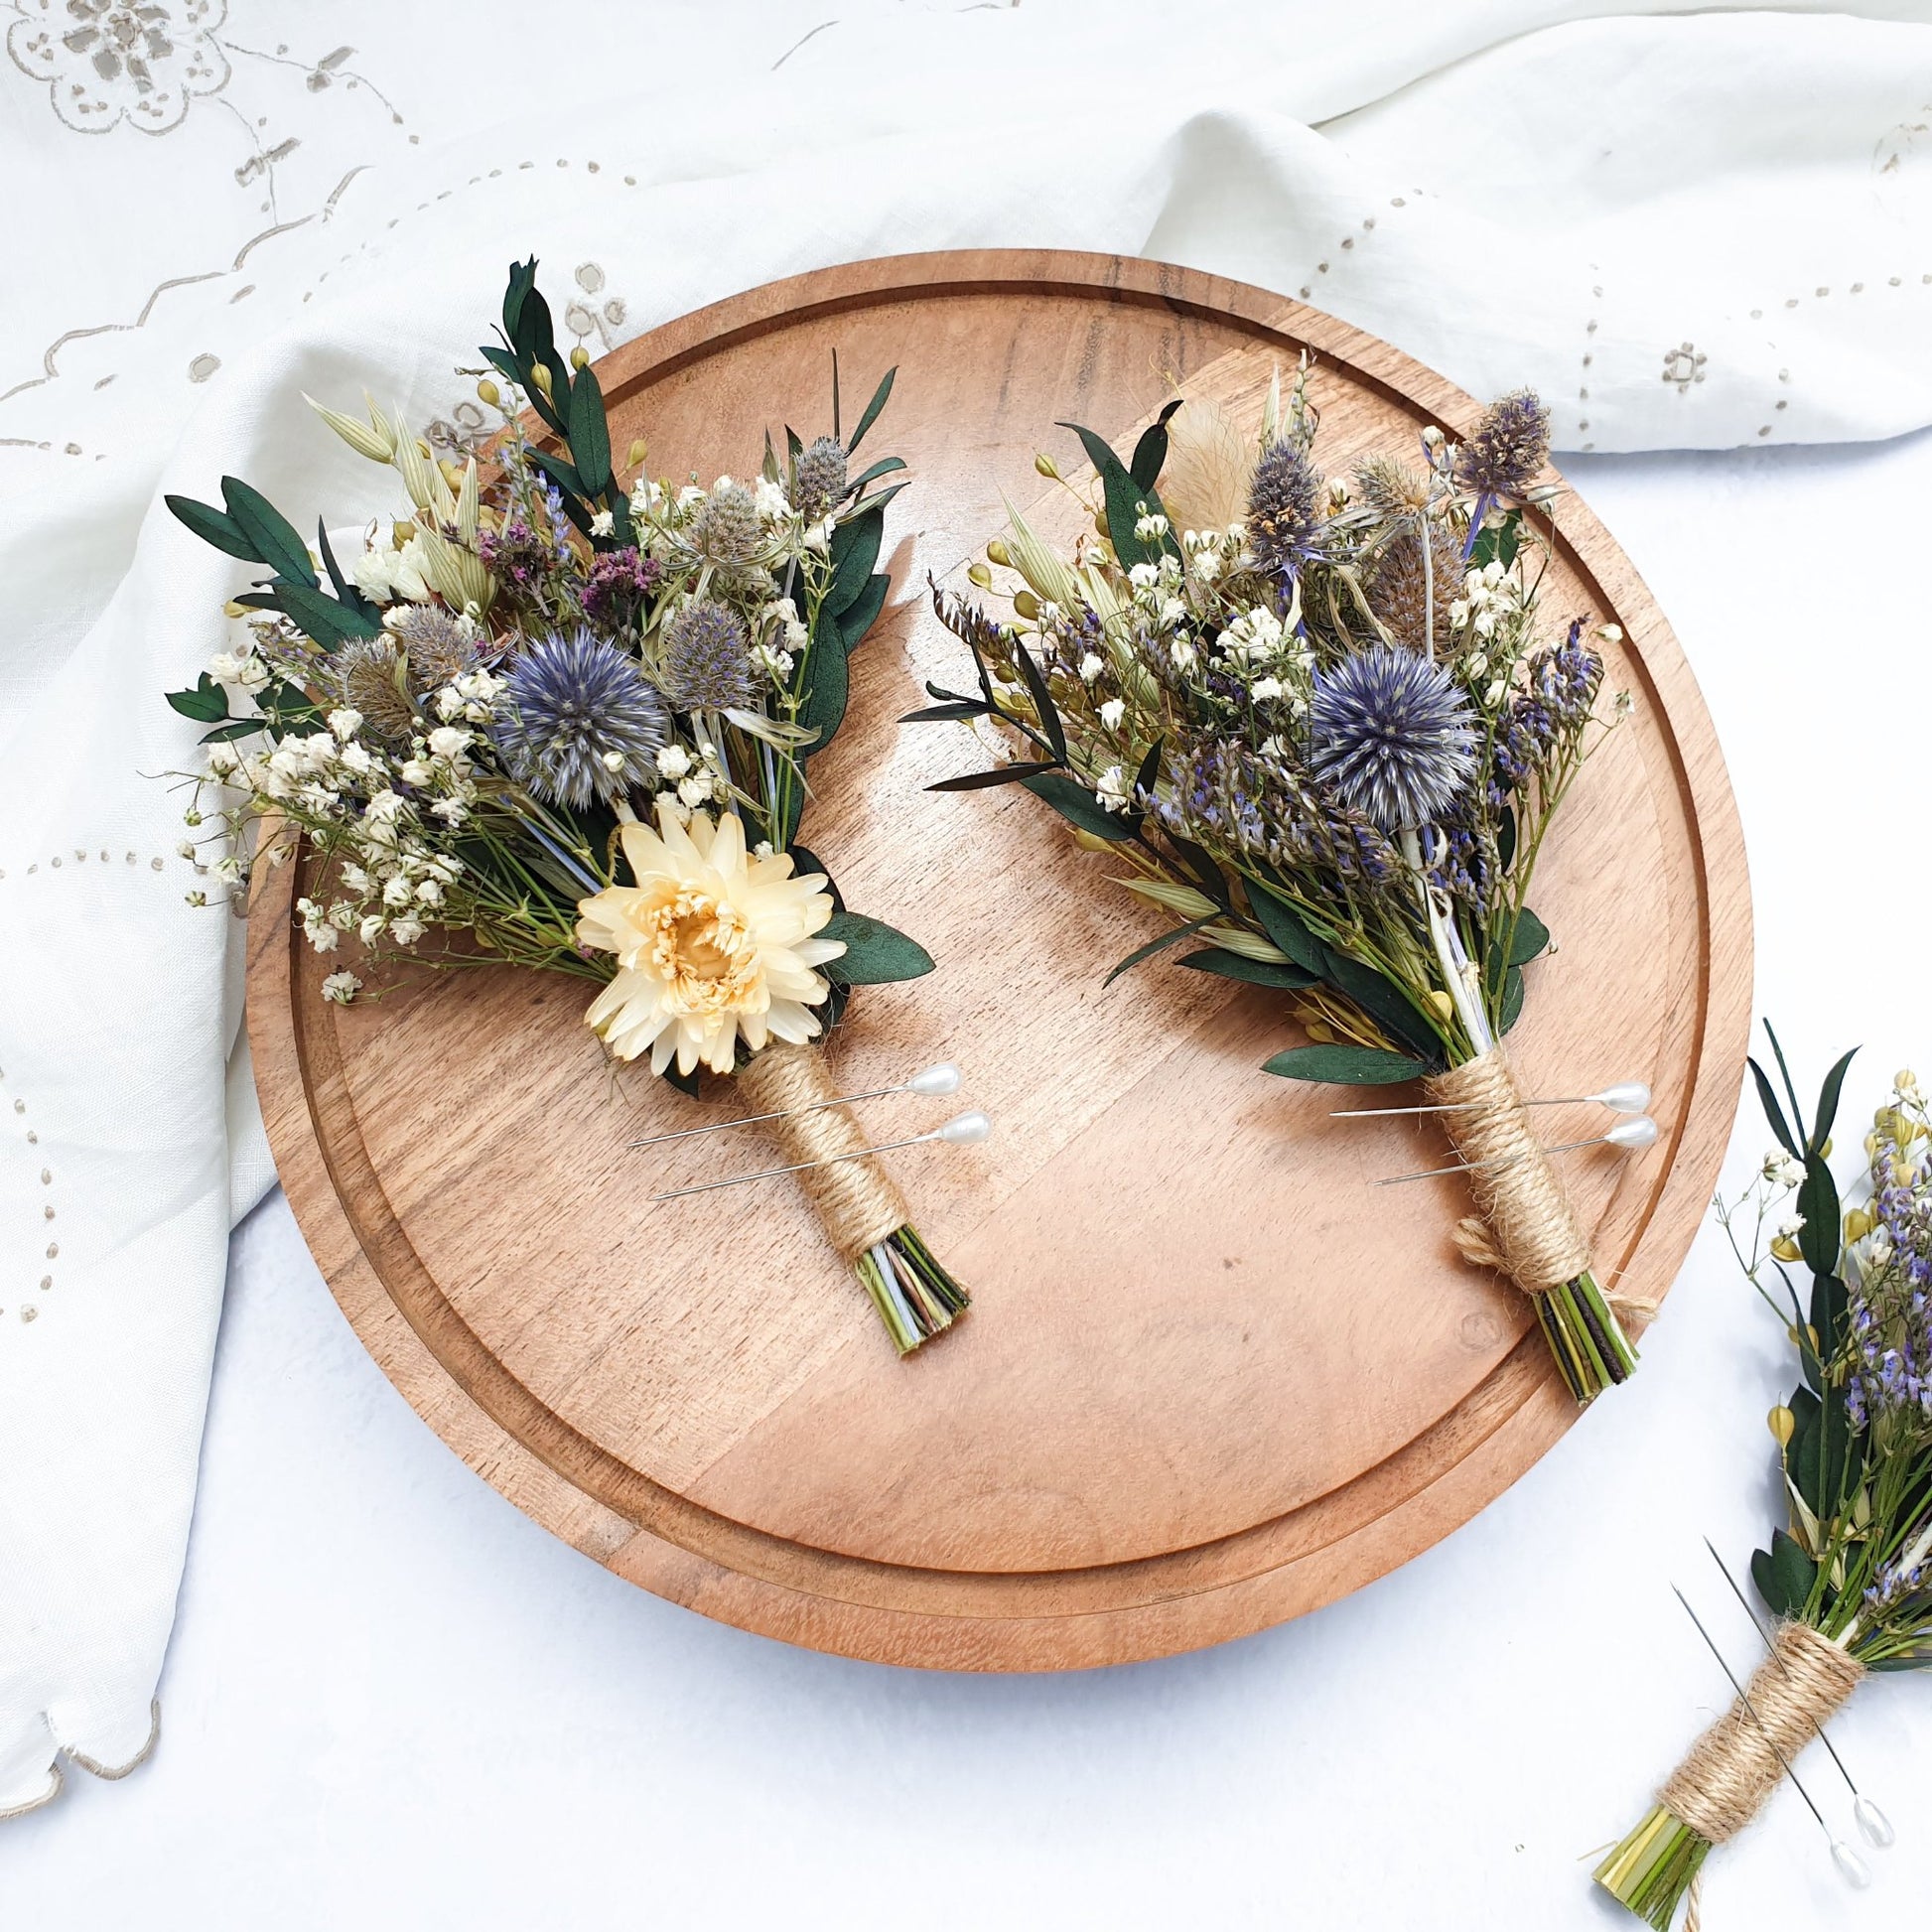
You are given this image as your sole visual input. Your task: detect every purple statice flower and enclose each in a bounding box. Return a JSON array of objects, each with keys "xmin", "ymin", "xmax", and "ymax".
[
  {"xmin": 1149, "ymin": 734, "xmax": 1399, "ymax": 891},
  {"xmin": 1455, "ymin": 390, "xmax": 1551, "ymax": 502},
  {"xmin": 1247, "ymin": 439, "xmax": 1326, "ymax": 593},
  {"xmin": 581, "ymin": 545, "xmax": 662, "ymax": 624},
  {"xmin": 660, "ymin": 597, "xmax": 754, "ymax": 713},
  {"xmin": 1308, "ymin": 645, "xmax": 1477, "ymax": 831},
  {"xmin": 494, "ymin": 627, "xmax": 668, "ymax": 811},
  {"xmin": 1487, "ymin": 622, "xmax": 1601, "ymax": 806},
  {"xmin": 479, "ymin": 517, "xmax": 558, "ymax": 596},
  {"xmin": 1846, "ymin": 1119, "xmax": 1932, "ymax": 1429}
]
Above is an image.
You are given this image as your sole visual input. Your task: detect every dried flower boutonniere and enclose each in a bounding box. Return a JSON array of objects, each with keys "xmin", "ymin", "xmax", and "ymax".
[
  {"xmin": 915, "ymin": 370, "xmax": 1638, "ymax": 1399},
  {"xmin": 1597, "ymin": 1030, "xmax": 1931, "ymax": 1925},
  {"xmin": 165, "ymin": 259, "xmax": 968, "ymax": 1353}
]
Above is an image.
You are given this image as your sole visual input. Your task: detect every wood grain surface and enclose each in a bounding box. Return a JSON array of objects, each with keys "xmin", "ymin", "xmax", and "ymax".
[{"xmin": 246, "ymin": 251, "xmax": 1752, "ymax": 1669}]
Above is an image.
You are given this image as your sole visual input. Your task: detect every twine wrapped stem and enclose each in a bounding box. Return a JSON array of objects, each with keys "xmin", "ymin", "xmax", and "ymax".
[
  {"xmin": 737, "ymin": 1040, "xmax": 908, "ymax": 1261},
  {"xmin": 733, "ymin": 1040, "xmax": 969, "ymax": 1353},
  {"xmin": 1660, "ymin": 1621, "xmax": 1864, "ymax": 1847},
  {"xmin": 1425, "ymin": 1047, "xmax": 1592, "ymax": 1290}
]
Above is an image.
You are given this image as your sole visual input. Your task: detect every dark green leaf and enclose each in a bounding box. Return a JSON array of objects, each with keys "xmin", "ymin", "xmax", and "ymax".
[
  {"xmin": 1495, "ymin": 804, "xmax": 1518, "ymax": 870},
  {"xmin": 928, "ymin": 760, "xmax": 1057, "ymax": 792},
  {"xmin": 567, "ymin": 361, "xmax": 613, "ymax": 496},
  {"xmin": 901, "ymin": 699, "xmax": 991, "ymax": 723},
  {"xmin": 165, "ymin": 493, "xmax": 259, "ymax": 565},
  {"xmin": 844, "ymin": 366, "xmax": 897, "ymax": 454},
  {"xmin": 1508, "ymin": 907, "xmax": 1551, "ymax": 968},
  {"xmin": 1320, "ymin": 948, "xmax": 1444, "ymax": 1062},
  {"xmin": 1763, "ymin": 1021, "xmax": 1809, "ymax": 1154},
  {"xmin": 1788, "ymin": 1385, "xmax": 1824, "ymax": 1515},
  {"xmin": 221, "ymin": 478, "xmax": 317, "ymax": 588},
  {"xmin": 1104, "ymin": 915, "xmax": 1217, "ymax": 987},
  {"xmin": 1021, "ymin": 771, "xmax": 1135, "ymax": 841},
  {"xmin": 200, "ymin": 719, "xmax": 264, "ymax": 744},
  {"xmin": 1808, "ymin": 1266, "xmax": 1850, "ymax": 1365},
  {"xmin": 1055, "ymin": 419, "xmax": 1175, "ymax": 570},
  {"xmin": 1796, "ymin": 1151, "xmax": 1841, "ymax": 1279},
  {"xmin": 1246, "ymin": 883, "xmax": 1326, "ymax": 977},
  {"xmin": 827, "ymin": 502, "xmax": 885, "ymax": 616},
  {"xmin": 166, "ymin": 673, "xmax": 230, "ymax": 724},
  {"xmin": 527, "ymin": 447, "xmax": 587, "ymax": 502},
  {"xmin": 1750, "ymin": 1056, "xmax": 1800, "ymax": 1159},
  {"xmin": 1129, "ymin": 399, "xmax": 1183, "ymax": 492},
  {"xmin": 1469, "ymin": 507, "xmax": 1522, "ymax": 571},
  {"xmin": 1749, "ymin": 1546, "xmax": 1783, "ymax": 1618},
  {"xmin": 787, "ymin": 844, "xmax": 843, "ymax": 912},
  {"xmin": 317, "ymin": 520, "xmax": 381, "ymax": 625},
  {"xmin": 1499, "ymin": 964, "xmax": 1526, "ymax": 1035},
  {"xmin": 1133, "ymin": 735, "xmax": 1165, "ymax": 801},
  {"xmin": 661, "ymin": 1061, "xmax": 703, "ymax": 1101},
  {"xmin": 838, "ymin": 573, "xmax": 891, "ymax": 652},
  {"xmin": 1179, "ymin": 948, "xmax": 1318, "ymax": 991},
  {"xmin": 267, "ymin": 581, "xmax": 382, "ymax": 648},
  {"xmin": 845, "ymin": 455, "xmax": 906, "ymax": 496},
  {"xmin": 822, "ymin": 909, "xmax": 934, "ymax": 984},
  {"xmin": 797, "ymin": 622, "xmax": 849, "ymax": 754},
  {"xmin": 480, "ymin": 345, "xmax": 523, "ymax": 393},
  {"xmin": 1261, "ymin": 1043, "xmax": 1431, "ymax": 1086},
  {"xmin": 1811, "ymin": 1047, "xmax": 1859, "ymax": 1157},
  {"xmin": 1011, "ymin": 639, "xmax": 1065, "ymax": 762},
  {"xmin": 1769, "ymin": 1530, "xmax": 1808, "ymax": 1622}
]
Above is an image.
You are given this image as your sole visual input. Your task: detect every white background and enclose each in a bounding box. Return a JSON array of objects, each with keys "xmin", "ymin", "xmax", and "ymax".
[
  {"xmin": 7, "ymin": 437, "xmax": 1932, "ymax": 1927},
  {"xmin": 7, "ymin": 0, "xmax": 1932, "ymax": 1922}
]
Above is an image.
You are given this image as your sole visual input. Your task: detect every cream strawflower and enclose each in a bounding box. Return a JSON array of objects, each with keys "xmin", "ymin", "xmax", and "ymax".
[{"xmin": 577, "ymin": 803, "xmax": 845, "ymax": 1076}]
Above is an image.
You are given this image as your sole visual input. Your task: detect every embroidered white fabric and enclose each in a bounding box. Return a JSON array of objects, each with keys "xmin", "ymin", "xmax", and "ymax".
[{"xmin": 3, "ymin": 0, "xmax": 1931, "ymax": 1816}]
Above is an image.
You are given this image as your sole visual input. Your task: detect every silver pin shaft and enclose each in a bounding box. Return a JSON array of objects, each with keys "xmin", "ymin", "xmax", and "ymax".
[{"xmin": 629, "ymin": 1081, "xmax": 911, "ymax": 1151}]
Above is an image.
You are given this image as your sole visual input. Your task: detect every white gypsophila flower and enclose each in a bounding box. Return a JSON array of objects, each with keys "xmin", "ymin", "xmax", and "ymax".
[
  {"xmin": 358, "ymin": 914, "xmax": 386, "ymax": 944},
  {"xmin": 1172, "ymin": 638, "xmax": 1198, "ymax": 673},
  {"xmin": 1483, "ymin": 559, "xmax": 1506, "ymax": 586},
  {"xmin": 1449, "ymin": 600, "xmax": 1470, "ymax": 629},
  {"xmin": 1251, "ymin": 677, "xmax": 1284, "ymax": 703},
  {"xmin": 677, "ymin": 773, "xmax": 714, "ymax": 809},
  {"xmin": 1192, "ymin": 548, "xmax": 1223, "ymax": 585},
  {"xmin": 338, "ymin": 741, "xmax": 375, "ymax": 777},
  {"xmin": 754, "ymin": 645, "xmax": 794, "ymax": 681},
  {"xmin": 435, "ymin": 687, "xmax": 466, "ymax": 722},
  {"xmin": 656, "ymin": 744, "xmax": 692, "ymax": 780},
  {"xmin": 1099, "ymin": 698, "xmax": 1126, "ymax": 731},
  {"xmin": 1483, "ymin": 679, "xmax": 1507, "ymax": 709},
  {"xmin": 321, "ymin": 972, "xmax": 361, "ymax": 1005},
  {"xmin": 205, "ymin": 743, "xmax": 240, "ymax": 777},
  {"xmin": 629, "ymin": 476, "xmax": 663, "ymax": 518},
  {"xmin": 1095, "ymin": 765, "xmax": 1131, "ymax": 812},
  {"xmin": 340, "ymin": 864, "xmax": 370, "ymax": 894},
  {"xmin": 427, "ymin": 726, "xmax": 469, "ymax": 762},
  {"xmin": 589, "ymin": 509, "xmax": 615, "ymax": 539},
  {"xmin": 210, "ymin": 855, "xmax": 242, "ymax": 885},
  {"xmin": 382, "ymin": 876, "xmax": 412, "ymax": 907},
  {"xmin": 755, "ymin": 477, "xmax": 790, "ymax": 522},
  {"xmin": 328, "ymin": 708, "xmax": 363, "ymax": 741},
  {"xmin": 1775, "ymin": 1215, "xmax": 1807, "ymax": 1242},
  {"xmin": 1134, "ymin": 511, "xmax": 1169, "ymax": 542},
  {"xmin": 398, "ymin": 759, "xmax": 432, "ymax": 787},
  {"xmin": 415, "ymin": 878, "xmax": 444, "ymax": 905},
  {"xmin": 430, "ymin": 797, "xmax": 469, "ymax": 827},
  {"xmin": 1128, "ymin": 562, "xmax": 1161, "ymax": 591},
  {"xmin": 389, "ymin": 914, "xmax": 425, "ymax": 947},
  {"xmin": 1079, "ymin": 652, "xmax": 1105, "ymax": 682},
  {"xmin": 783, "ymin": 619, "xmax": 808, "ymax": 653}
]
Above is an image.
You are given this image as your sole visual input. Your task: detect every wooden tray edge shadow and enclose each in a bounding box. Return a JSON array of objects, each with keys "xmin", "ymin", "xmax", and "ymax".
[{"xmin": 244, "ymin": 249, "xmax": 1753, "ymax": 1670}]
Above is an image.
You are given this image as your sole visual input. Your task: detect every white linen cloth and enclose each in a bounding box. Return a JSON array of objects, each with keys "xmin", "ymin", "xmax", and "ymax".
[{"xmin": 3, "ymin": 0, "xmax": 1930, "ymax": 1815}]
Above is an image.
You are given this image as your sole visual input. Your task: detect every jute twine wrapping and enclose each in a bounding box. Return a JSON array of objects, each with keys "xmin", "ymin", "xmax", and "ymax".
[
  {"xmin": 737, "ymin": 1040, "xmax": 908, "ymax": 1262},
  {"xmin": 1426, "ymin": 1047, "xmax": 1592, "ymax": 1291},
  {"xmin": 1660, "ymin": 1620, "xmax": 1864, "ymax": 1846}
]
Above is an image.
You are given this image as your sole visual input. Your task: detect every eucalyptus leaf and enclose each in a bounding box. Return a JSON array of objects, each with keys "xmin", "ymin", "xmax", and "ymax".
[
  {"xmin": 1508, "ymin": 906, "xmax": 1551, "ymax": 967},
  {"xmin": 838, "ymin": 573, "xmax": 890, "ymax": 652},
  {"xmin": 221, "ymin": 478, "xmax": 317, "ymax": 588},
  {"xmin": 1103, "ymin": 915, "xmax": 1217, "ymax": 987},
  {"xmin": 845, "ymin": 365, "xmax": 897, "ymax": 454},
  {"xmin": 567, "ymin": 360, "xmax": 613, "ymax": 496},
  {"xmin": 1750, "ymin": 1056, "xmax": 1800, "ymax": 1159},
  {"xmin": 1129, "ymin": 399, "xmax": 1183, "ymax": 492},
  {"xmin": 900, "ymin": 699, "xmax": 991, "ymax": 724},
  {"xmin": 166, "ymin": 673, "xmax": 230, "ymax": 724},
  {"xmin": 822, "ymin": 909, "xmax": 934, "ymax": 984},
  {"xmin": 928, "ymin": 760, "xmax": 1057, "ymax": 792},
  {"xmin": 1246, "ymin": 883, "xmax": 1326, "ymax": 977},
  {"xmin": 1179, "ymin": 949, "xmax": 1317, "ymax": 991},
  {"xmin": 827, "ymin": 503, "xmax": 884, "ymax": 616},
  {"xmin": 1811, "ymin": 1046, "xmax": 1859, "ymax": 1156},
  {"xmin": 1021, "ymin": 771, "xmax": 1134, "ymax": 841},
  {"xmin": 1261, "ymin": 1043, "xmax": 1431, "ymax": 1086},
  {"xmin": 164, "ymin": 493, "xmax": 258, "ymax": 565}
]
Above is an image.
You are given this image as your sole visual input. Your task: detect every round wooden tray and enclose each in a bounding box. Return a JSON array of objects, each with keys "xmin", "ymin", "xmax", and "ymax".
[{"xmin": 248, "ymin": 251, "xmax": 1750, "ymax": 1670}]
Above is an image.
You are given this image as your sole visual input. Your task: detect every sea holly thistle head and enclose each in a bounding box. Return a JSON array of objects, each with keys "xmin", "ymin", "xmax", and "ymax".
[
  {"xmin": 493, "ymin": 626, "xmax": 668, "ymax": 810},
  {"xmin": 1307, "ymin": 644, "xmax": 1477, "ymax": 831},
  {"xmin": 1245, "ymin": 437, "xmax": 1326, "ymax": 586},
  {"xmin": 660, "ymin": 597, "xmax": 755, "ymax": 714},
  {"xmin": 1454, "ymin": 389, "xmax": 1551, "ymax": 502}
]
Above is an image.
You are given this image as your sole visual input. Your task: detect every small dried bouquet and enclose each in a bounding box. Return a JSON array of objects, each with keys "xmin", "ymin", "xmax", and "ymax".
[
  {"xmin": 1597, "ymin": 1032, "xmax": 1932, "ymax": 1924},
  {"xmin": 166, "ymin": 258, "xmax": 967, "ymax": 1353},
  {"xmin": 917, "ymin": 368, "xmax": 1634, "ymax": 1399}
]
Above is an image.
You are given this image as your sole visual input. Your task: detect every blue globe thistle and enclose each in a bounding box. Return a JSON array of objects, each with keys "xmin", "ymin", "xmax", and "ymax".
[
  {"xmin": 1454, "ymin": 389, "xmax": 1550, "ymax": 501},
  {"xmin": 660, "ymin": 597, "xmax": 754, "ymax": 713},
  {"xmin": 791, "ymin": 436, "xmax": 848, "ymax": 524},
  {"xmin": 494, "ymin": 627, "xmax": 668, "ymax": 811},
  {"xmin": 1308, "ymin": 645, "xmax": 1477, "ymax": 830},
  {"xmin": 1247, "ymin": 438, "xmax": 1325, "ymax": 583}
]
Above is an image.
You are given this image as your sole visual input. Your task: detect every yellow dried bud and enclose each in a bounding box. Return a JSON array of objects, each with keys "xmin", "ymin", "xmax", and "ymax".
[
  {"xmin": 1820, "ymin": 1137, "xmax": 1833, "ymax": 1159},
  {"xmin": 1771, "ymin": 1234, "xmax": 1803, "ymax": 1264},
  {"xmin": 626, "ymin": 438, "xmax": 648, "ymax": 473},
  {"xmin": 530, "ymin": 363, "xmax": 554, "ymax": 401},
  {"xmin": 1426, "ymin": 990, "xmax": 1454, "ymax": 1022},
  {"xmin": 570, "ymin": 345, "xmax": 590, "ymax": 371},
  {"xmin": 1012, "ymin": 590, "xmax": 1041, "ymax": 621},
  {"xmin": 1845, "ymin": 1207, "xmax": 1873, "ymax": 1243},
  {"xmin": 1095, "ymin": 511, "xmax": 1111, "ymax": 539},
  {"xmin": 985, "ymin": 538, "xmax": 1011, "ymax": 568},
  {"xmin": 438, "ymin": 459, "xmax": 464, "ymax": 491},
  {"xmin": 1767, "ymin": 1404, "xmax": 1795, "ymax": 1449},
  {"xmin": 1034, "ymin": 452, "xmax": 1060, "ymax": 480},
  {"xmin": 1304, "ymin": 1020, "xmax": 1336, "ymax": 1044},
  {"xmin": 222, "ymin": 600, "xmax": 250, "ymax": 620},
  {"xmin": 1070, "ymin": 828, "xmax": 1115, "ymax": 854},
  {"xmin": 477, "ymin": 378, "xmax": 500, "ymax": 408},
  {"xmin": 967, "ymin": 562, "xmax": 993, "ymax": 589}
]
